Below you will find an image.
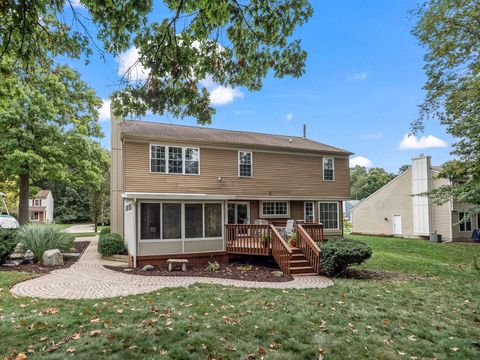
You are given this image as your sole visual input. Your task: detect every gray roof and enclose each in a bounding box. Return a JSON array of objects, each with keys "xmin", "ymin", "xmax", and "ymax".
[
  {"xmin": 35, "ymin": 190, "xmax": 51, "ymax": 199},
  {"xmin": 120, "ymin": 120, "xmax": 352, "ymax": 155}
]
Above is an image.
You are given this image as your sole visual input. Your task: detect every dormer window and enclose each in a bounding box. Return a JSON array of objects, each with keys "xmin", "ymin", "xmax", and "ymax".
[
  {"xmin": 238, "ymin": 151, "xmax": 253, "ymax": 177},
  {"xmin": 323, "ymin": 157, "xmax": 335, "ymax": 181}
]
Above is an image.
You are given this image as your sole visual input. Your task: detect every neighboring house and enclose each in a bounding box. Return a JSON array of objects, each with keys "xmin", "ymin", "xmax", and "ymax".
[
  {"xmin": 343, "ymin": 200, "xmax": 360, "ymax": 221},
  {"xmin": 351, "ymin": 156, "xmax": 476, "ymax": 242},
  {"xmin": 110, "ymin": 115, "xmax": 352, "ymax": 272},
  {"xmin": 29, "ymin": 190, "xmax": 54, "ymax": 223}
]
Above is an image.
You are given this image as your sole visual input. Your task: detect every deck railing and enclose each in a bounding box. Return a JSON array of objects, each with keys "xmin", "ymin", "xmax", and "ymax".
[
  {"xmin": 225, "ymin": 224, "xmax": 271, "ymax": 256},
  {"xmin": 301, "ymin": 223, "xmax": 324, "ymax": 243},
  {"xmin": 296, "ymin": 225, "xmax": 321, "ymax": 273},
  {"xmin": 270, "ymin": 225, "xmax": 292, "ymax": 275}
]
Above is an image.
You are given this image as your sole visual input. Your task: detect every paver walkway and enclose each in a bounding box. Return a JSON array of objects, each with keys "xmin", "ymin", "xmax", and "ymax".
[
  {"xmin": 11, "ymin": 239, "xmax": 333, "ymax": 299},
  {"xmin": 63, "ymin": 224, "xmax": 95, "ymax": 233}
]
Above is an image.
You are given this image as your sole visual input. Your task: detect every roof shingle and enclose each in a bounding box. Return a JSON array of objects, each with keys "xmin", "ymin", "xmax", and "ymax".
[{"xmin": 120, "ymin": 120, "xmax": 352, "ymax": 155}]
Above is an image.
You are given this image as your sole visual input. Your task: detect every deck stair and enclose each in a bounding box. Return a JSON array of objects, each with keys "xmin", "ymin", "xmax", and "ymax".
[{"xmin": 289, "ymin": 247, "xmax": 316, "ymax": 275}]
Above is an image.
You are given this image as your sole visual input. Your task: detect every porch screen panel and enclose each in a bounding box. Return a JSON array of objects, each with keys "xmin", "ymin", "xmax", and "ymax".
[
  {"xmin": 205, "ymin": 203, "xmax": 222, "ymax": 237},
  {"xmin": 319, "ymin": 202, "xmax": 339, "ymax": 229},
  {"xmin": 162, "ymin": 203, "xmax": 181, "ymax": 239},
  {"xmin": 185, "ymin": 204, "xmax": 203, "ymax": 238},
  {"xmin": 140, "ymin": 203, "xmax": 160, "ymax": 239}
]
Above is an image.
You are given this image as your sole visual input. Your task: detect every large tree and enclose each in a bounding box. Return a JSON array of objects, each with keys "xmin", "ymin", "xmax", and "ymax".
[
  {"xmin": 411, "ymin": 0, "xmax": 480, "ymax": 214},
  {"xmin": 350, "ymin": 166, "xmax": 396, "ymax": 200},
  {"xmin": 0, "ymin": 62, "xmax": 105, "ymax": 224},
  {"xmin": 1, "ymin": 0, "xmax": 313, "ymax": 124}
]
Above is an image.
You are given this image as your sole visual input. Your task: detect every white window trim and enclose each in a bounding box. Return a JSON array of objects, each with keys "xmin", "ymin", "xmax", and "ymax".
[
  {"xmin": 260, "ymin": 201, "xmax": 290, "ymax": 218},
  {"xmin": 138, "ymin": 200, "xmax": 224, "ymax": 243},
  {"xmin": 323, "ymin": 157, "xmax": 335, "ymax": 181},
  {"xmin": 304, "ymin": 201, "xmax": 314, "ymax": 223},
  {"xmin": 34, "ymin": 199, "xmax": 41, "ymax": 207},
  {"xmin": 238, "ymin": 151, "xmax": 253, "ymax": 178},
  {"xmin": 318, "ymin": 201, "xmax": 340, "ymax": 230},
  {"xmin": 149, "ymin": 144, "xmax": 200, "ymax": 176},
  {"xmin": 458, "ymin": 212, "xmax": 472, "ymax": 232}
]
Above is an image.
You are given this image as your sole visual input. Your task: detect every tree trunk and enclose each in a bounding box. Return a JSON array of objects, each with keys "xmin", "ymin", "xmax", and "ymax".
[{"xmin": 18, "ymin": 172, "xmax": 30, "ymax": 225}]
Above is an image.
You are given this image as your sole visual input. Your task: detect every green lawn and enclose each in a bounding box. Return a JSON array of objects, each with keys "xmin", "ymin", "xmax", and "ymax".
[{"xmin": 1, "ymin": 236, "xmax": 479, "ymax": 359}]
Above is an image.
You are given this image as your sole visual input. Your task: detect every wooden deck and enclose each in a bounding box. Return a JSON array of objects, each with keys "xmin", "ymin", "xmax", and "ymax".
[{"xmin": 225, "ymin": 223, "xmax": 324, "ymax": 275}]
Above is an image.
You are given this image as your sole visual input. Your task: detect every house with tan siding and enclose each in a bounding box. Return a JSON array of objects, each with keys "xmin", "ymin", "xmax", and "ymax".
[
  {"xmin": 351, "ymin": 156, "xmax": 476, "ymax": 242},
  {"xmin": 110, "ymin": 114, "xmax": 352, "ymax": 273}
]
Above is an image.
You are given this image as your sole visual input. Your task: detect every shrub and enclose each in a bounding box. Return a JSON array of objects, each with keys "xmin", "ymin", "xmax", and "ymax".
[
  {"xmin": 319, "ymin": 238, "xmax": 372, "ymax": 276},
  {"xmin": 98, "ymin": 233, "xmax": 127, "ymax": 256},
  {"xmin": 99, "ymin": 226, "xmax": 110, "ymax": 235},
  {"xmin": 17, "ymin": 224, "xmax": 74, "ymax": 261},
  {"xmin": 0, "ymin": 230, "xmax": 18, "ymax": 264},
  {"xmin": 205, "ymin": 261, "xmax": 220, "ymax": 272}
]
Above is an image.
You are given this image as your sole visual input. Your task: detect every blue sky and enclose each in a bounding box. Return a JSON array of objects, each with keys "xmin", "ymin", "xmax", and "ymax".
[{"xmin": 66, "ymin": 0, "xmax": 453, "ymax": 173}]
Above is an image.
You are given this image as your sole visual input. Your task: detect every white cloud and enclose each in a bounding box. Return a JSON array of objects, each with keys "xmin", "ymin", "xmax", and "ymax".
[
  {"xmin": 285, "ymin": 113, "xmax": 294, "ymax": 122},
  {"xmin": 200, "ymin": 76, "xmax": 243, "ymax": 106},
  {"xmin": 69, "ymin": 0, "xmax": 85, "ymax": 8},
  {"xmin": 399, "ymin": 134, "xmax": 448, "ymax": 150},
  {"xmin": 117, "ymin": 47, "xmax": 149, "ymax": 81},
  {"xmin": 209, "ymin": 87, "xmax": 243, "ymax": 105},
  {"xmin": 347, "ymin": 72, "xmax": 368, "ymax": 81},
  {"xmin": 98, "ymin": 99, "xmax": 111, "ymax": 122},
  {"xmin": 350, "ymin": 156, "xmax": 373, "ymax": 168}
]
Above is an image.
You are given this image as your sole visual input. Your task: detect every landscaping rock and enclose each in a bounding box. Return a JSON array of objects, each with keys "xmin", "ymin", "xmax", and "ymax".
[
  {"xmin": 142, "ymin": 265, "xmax": 154, "ymax": 271},
  {"xmin": 42, "ymin": 249, "xmax": 64, "ymax": 266},
  {"xmin": 271, "ymin": 271, "xmax": 284, "ymax": 277},
  {"xmin": 13, "ymin": 242, "xmax": 27, "ymax": 254},
  {"xmin": 1, "ymin": 259, "xmax": 24, "ymax": 267},
  {"xmin": 123, "ymin": 268, "xmax": 133, "ymax": 272},
  {"xmin": 9, "ymin": 252, "xmax": 24, "ymax": 260},
  {"xmin": 24, "ymin": 250, "xmax": 35, "ymax": 262}
]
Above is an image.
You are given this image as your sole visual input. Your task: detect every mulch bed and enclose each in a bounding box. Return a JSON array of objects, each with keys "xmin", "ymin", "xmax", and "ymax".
[
  {"xmin": 0, "ymin": 241, "xmax": 90, "ymax": 274},
  {"xmin": 336, "ymin": 268, "xmax": 430, "ymax": 281},
  {"xmin": 105, "ymin": 260, "xmax": 294, "ymax": 282}
]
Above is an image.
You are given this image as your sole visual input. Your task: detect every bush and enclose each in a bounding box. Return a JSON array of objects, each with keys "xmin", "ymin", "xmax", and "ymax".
[
  {"xmin": 99, "ymin": 226, "xmax": 110, "ymax": 235},
  {"xmin": 319, "ymin": 238, "xmax": 372, "ymax": 276},
  {"xmin": 205, "ymin": 261, "xmax": 220, "ymax": 272},
  {"xmin": 17, "ymin": 224, "xmax": 74, "ymax": 261},
  {"xmin": 0, "ymin": 230, "xmax": 18, "ymax": 264},
  {"xmin": 98, "ymin": 233, "xmax": 127, "ymax": 256}
]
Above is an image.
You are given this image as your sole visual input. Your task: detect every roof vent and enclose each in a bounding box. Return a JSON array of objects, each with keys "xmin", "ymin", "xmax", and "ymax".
[
  {"xmin": 289, "ymin": 138, "xmax": 293, "ymax": 143},
  {"xmin": 303, "ymin": 124, "xmax": 307, "ymax": 138}
]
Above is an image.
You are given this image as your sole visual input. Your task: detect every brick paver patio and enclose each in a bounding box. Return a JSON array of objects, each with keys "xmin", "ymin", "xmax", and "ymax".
[{"xmin": 11, "ymin": 238, "xmax": 333, "ymax": 299}]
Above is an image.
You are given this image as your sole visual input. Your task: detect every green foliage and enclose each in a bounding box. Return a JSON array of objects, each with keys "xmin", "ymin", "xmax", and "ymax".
[
  {"xmin": 343, "ymin": 219, "xmax": 352, "ymax": 233},
  {"xmin": 411, "ymin": 0, "xmax": 480, "ymax": 212},
  {"xmin": 319, "ymin": 238, "xmax": 372, "ymax": 275},
  {"xmin": 0, "ymin": 230, "xmax": 18, "ymax": 264},
  {"xmin": 16, "ymin": 224, "xmax": 74, "ymax": 261},
  {"xmin": 1, "ymin": 1, "xmax": 312, "ymax": 124},
  {"xmin": 98, "ymin": 233, "xmax": 127, "ymax": 257},
  {"xmin": 205, "ymin": 261, "xmax": 220, "ymax": 272},
  {"xmin": 99, "ymin": 227, "xmax": 111, "ymax": 235},
  {"xmin": 350, "ymin": 166, "xmax": 395, "ymax": 200}
]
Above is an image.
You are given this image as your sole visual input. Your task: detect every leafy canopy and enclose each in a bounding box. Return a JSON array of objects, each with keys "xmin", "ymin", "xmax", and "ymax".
[
  {"xmin": 1, "ymin": 0, "xmax": 313, "ymax": 124},
  {"xmin": 350, "ymin": 166, "xmax": 396, "ymax": 200},
  {"xmin": 411, "ymin": 0, "xmax": 480, "ymax": 212}
]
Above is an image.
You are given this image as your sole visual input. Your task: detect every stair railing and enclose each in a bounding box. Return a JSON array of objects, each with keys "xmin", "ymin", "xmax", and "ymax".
[
  {"xmin": 269, "ymin": 224, "xmax": 292, "ymax": 275},
  {"xmin": 296, "ymin": 224, "xmax": 321, "ymax": 274}
]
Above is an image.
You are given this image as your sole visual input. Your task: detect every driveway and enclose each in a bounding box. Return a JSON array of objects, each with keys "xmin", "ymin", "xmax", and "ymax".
[
  {"xmin": 11, "ymin": 238, "xmax": 333, "ymax": 299},
  {"xmin": 63, "ymin": 224, "xmax": 95, "ymax": 233}
]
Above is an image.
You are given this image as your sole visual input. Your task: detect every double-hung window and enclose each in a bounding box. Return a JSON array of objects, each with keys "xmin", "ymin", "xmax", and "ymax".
[
  {"xmin": 34, "ymin": 199, "xmax": 41, "ymax": 207},
  {"xmin": 150, "ymin": 145, "xmax": 199, "ymax": 175},
  {"xmin": 459, "ymin": 212, "xmax": 472, "ymax": 232},
  {"xmin": 318, "ymin": 202, "xmax": 339, "ymax": 230},
  {"xmin": 261, "ymin": 201, "xmax": 289, "ymax": 217},
  {"xmin": 323, "ymin": 157, "xmax": 335, "ymax": 181},
  {"xmin": 238, "ymin": 151, "xmax": 253, "ymax": 177}
]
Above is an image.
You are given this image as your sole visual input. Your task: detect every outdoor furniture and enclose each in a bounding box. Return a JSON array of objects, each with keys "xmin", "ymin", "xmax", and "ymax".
[
  {"xmin": 166, "ymin": 259, "xmax": 188, "ymax": 271},
  {"xmin": 278, "ymin": 219, "xmax": 295, "ymax": 239}
]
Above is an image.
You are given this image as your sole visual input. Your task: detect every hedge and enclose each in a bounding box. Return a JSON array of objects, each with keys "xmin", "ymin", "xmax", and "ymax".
[
  {"xmin": 99, "ymin": 226, "xmax": 111, "ymax": 235},
  {"xmin": 98, "ymin": 233, "xmax": 127, "ymax": 257},
  {"xmin": 319, "ymin": 238, "xmax": 372, "ymax": 276},
  {"xmin": 0, "ymin": 230, "xmax": 18, "ymax": 264}
]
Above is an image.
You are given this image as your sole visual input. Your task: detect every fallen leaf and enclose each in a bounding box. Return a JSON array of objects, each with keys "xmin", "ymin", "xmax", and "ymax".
[
  {"xmin": 72, "ymin": 333, "xmax": 81, "ymax": 340},
  {"xmin": 89, "ymin": 329, "xmax": 102, "ymax": 337},
  {"xmin": 258, "ymin": 346, "xmax": 267, "ymax": 355},
  {"xmin": 450, "ymin": 347, "xmax": 459, "ymax": 352},
  {"xmin": 383, "ymin": 319, "xmax": 391, "ymax": 326},
  {"xmin": 66, "ymin": 348, "xmax": 76, "ymax": 353},
  {"xmin": 129, "ymin": 345, "xmax": 138, "ymax": 350},
  {"xmin": 159, "ymin": 349, "xmax": 168, "ymax": 355},
  {"xmin": 42, "ymin": 307, "xmax": 59, "ymax": 315},
  {"xmin": 15, "ymin": 353, "xmax": 27, "ymax": 360},
  {"xmin": 408, "ymin": 335, "xmax": 417, "ymax": 341},
  {"xmin": 90, "ymin": 318, "xmax": 100, "ymax": 323}
]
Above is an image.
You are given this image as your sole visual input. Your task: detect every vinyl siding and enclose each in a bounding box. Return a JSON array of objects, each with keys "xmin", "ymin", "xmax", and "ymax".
[
  {"xmin": 451, "ymin": 203, "xmax": 478, "ymax": 241},
  {"xmin": 123, "ymin": 140, "xmax": 350, "ymax": 198},
  {"xmin": 351, "ymin": 170, "xmax": 414, "ymax": 236},
  {"xmin": 431, "ymin": 177, "xmax": 452, "ymax": 242}
]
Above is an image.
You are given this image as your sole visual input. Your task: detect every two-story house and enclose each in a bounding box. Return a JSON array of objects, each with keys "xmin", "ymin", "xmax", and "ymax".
[
  {"xmin": 110, "ymin": 115, "xmax": 352, "ymax": 274},
  {"xmin": 29, "ymin": 190, "xmax": 54, "ymax": 223}
]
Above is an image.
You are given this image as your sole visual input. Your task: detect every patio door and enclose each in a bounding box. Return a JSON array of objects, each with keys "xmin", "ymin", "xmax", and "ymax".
[{"xmin": 227, "ymin": 202, "xmax": 250, "ymax": 224}]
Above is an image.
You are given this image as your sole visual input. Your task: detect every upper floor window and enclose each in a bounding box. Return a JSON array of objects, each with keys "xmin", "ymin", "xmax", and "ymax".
[
  {"xmin": 261, "ymin": 201, "xmax": 289, "ymax": 217},
  {"xmin": 323, "ymin": 157, "xmax": 335, "ymax": 181},
  {"xmin": 458, "ymin": 212, "xmax": 472, "ymax": 232},
  {"xmin": 238, "ymin": 151, "xmax": 253, "ymax": 177},
  {"xmin": 150, "ymin": 145, "xmax": 199, "ymax": 175},
  {"xmin": 319, "ymin": 202, "xmax": 339, "ymax": 230},
  {"xmin": 34, "ymin": 199, "xmax": 41, "ymax": 207}
]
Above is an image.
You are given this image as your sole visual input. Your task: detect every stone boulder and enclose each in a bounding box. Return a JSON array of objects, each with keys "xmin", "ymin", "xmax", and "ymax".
[
  {"xmin": 42, "ymin": 249, "xmax": 64, "ymax": 266},
  {"xmin": 142, "ymin": 264, "xmax": 154, "ymax": 271},
  {"xmin": 13, "ymin": 242, "xmax": 27, "ymax": 254},
  {"xmin": 24, "ymin": 250, "xmax": 35, "ymax": 262},
  {"xmin": 271, "ymin": 271, "xmax": 284, "ymax": 277}
]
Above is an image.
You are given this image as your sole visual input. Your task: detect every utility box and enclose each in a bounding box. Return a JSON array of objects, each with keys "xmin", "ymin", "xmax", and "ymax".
[{"xmin": 430, "ymin": 233, "xmax": 442, "ymax": 243}]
